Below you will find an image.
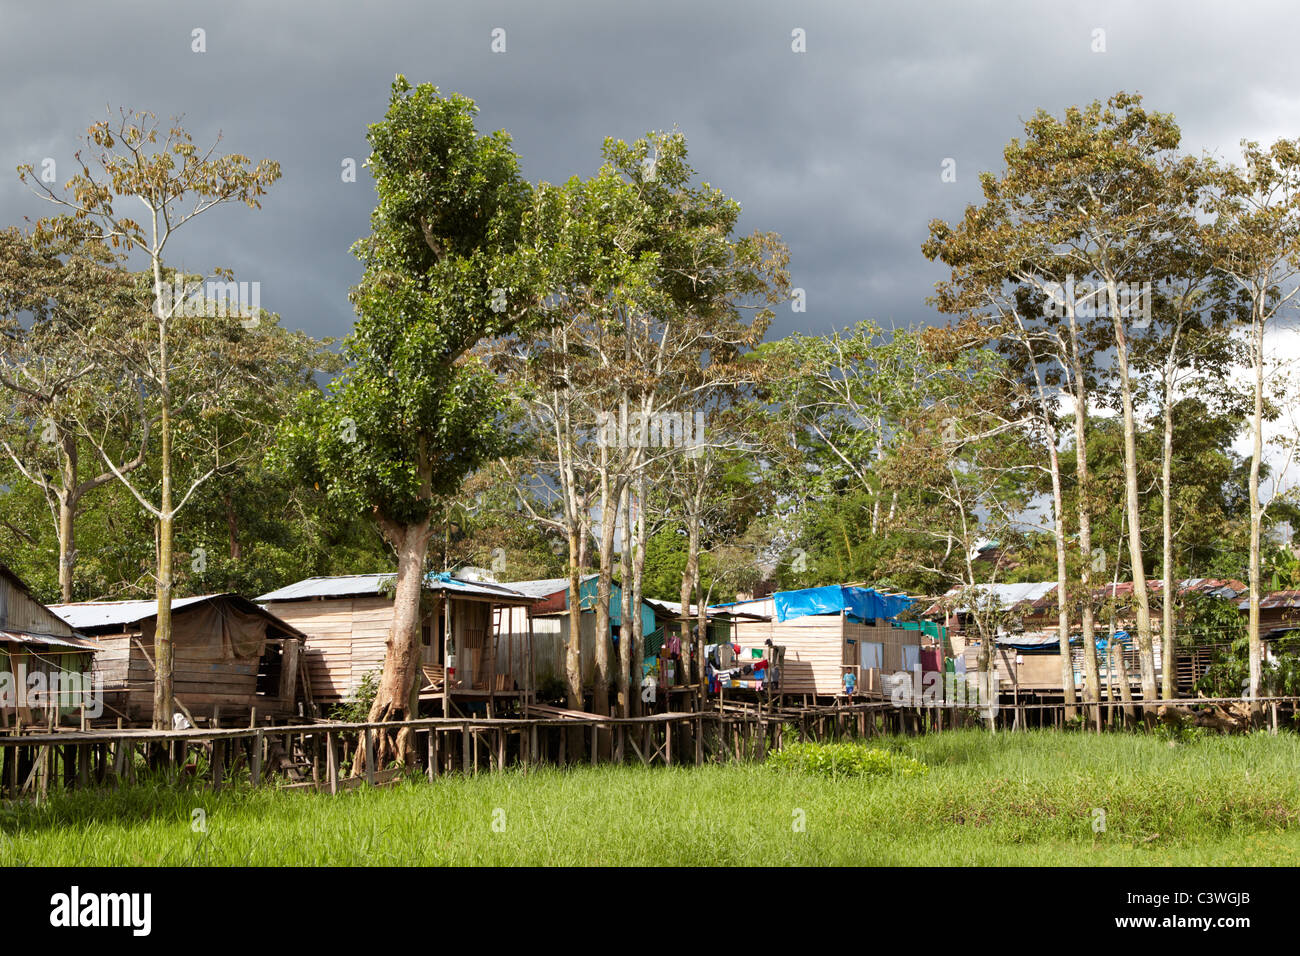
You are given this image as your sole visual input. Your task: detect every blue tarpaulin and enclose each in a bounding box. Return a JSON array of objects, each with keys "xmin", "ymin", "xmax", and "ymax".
[{"xmin": 774, "ymin": 585, "xmax": 913, "ymax": 623}]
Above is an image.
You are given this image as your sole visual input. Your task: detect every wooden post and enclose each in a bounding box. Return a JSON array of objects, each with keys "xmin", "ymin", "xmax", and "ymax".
[
  {"xmin": 363, "ymin": 728, "xmax": 375, "ymax": 786},
  {"xmin": 326, "ymin": 731, "xmax": 338, "ymax": 795},
  {"xmin": 665, "ymin": 719, "xmax": 672, "ymax": 766},
  {"xmin": 461, "ymin": 723, "xmax": 470, "ymax": 774},
  {"xmin": 251, "ymin": 729, "xmax": 263, "ymax": 787},
  {"xmin": 279, "ymin": 636, "xmax": 300, "ymax": 705},
  {"xmin": 427, "ymin": 729, "xmax": 436, "ymax": 782},
  {"xmin": 441, "ymin": 596, "xmax": 451, "ymax": 720},
  {"xmin": 77, "ymin": 744, "xmax": 89, "ymax": 790},
  {"xmin": 212, "ymin": 739, "xmax": 224, "ymax": 793}
]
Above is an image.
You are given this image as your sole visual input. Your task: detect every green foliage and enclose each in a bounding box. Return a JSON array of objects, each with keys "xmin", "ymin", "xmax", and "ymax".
[
  {"xmin": 330, "ymin": 670, "xmax": 380, "ymax": 724},
  {"xmin": 274, "ymin": 78, "xmax": 548, "ymax": 535},
  {"xmin": 1197, "ymin": 633, "xmax": 1300, "ymax": 698},
  {"xmin": 766, "ymin": 741, "xmax": 929, "ymax": 778}
]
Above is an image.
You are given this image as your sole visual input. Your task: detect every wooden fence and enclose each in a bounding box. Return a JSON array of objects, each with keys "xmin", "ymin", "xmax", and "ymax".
[{"xmin": 1, "ymin": 695, "xmax": 1296, "ymax": 800}]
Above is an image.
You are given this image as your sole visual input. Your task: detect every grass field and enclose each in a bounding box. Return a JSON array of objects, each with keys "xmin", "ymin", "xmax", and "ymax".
[{"xmin": 2, "ymin": 729, "xmax": 1298, "ymax": 865}]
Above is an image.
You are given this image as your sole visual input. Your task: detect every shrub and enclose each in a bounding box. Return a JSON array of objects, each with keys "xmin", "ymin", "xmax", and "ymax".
[{"xmin": 767, "ymin": 741, "xmax": 929, "ymax": 778}]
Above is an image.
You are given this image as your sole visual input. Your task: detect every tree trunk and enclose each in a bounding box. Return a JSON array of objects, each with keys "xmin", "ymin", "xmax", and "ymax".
[
  {"xmin": 1113, "ymin": 639, "xmax": 1136, "ymax": 722},
  {"xmin": 591, "ymin": 462, "xmax": 618, "ymax": 724},
  {"xmin": 360, "ymin": 517, "xmax": 433, "ymax": 771},
  {"xmin": 680, "ymin": 515, "xmax": 699, "ymax": 689},
  {"xmin": 631, "ymin": 472, "xmax": 648, "ymax": 717},
  {"xmin": 1110, "ymin": 298, "xmax": 1157, "ymax": 710},
  {"xmin": 974, "ymin": 618, "xmax": 995, "ymax": 732},
  {"xmin": 225, "ymin": 492, "xmax": 241, "ymax": 562},
  {"xmin": 565, "ymin": 534, "xmax": 583, "ymax": 711},
  {"xmin": 153, "ymin": 316, "xmax": 174, "ymax": 731},
  {"xmin": 1067, "ymin": 312, "xmax": 1101, "ymax": 722},
  {"xmin": 1047, "ymin": 433, "xmax": 1076, "ymax": 717},
  {"xmin": 57, "ymin": 432, "xmax": 78, "ymax": 603},
  {"xmin": 1160, "ymin": 368, "xmax": 1176, "ymax": 703},
  {"xmin": 617, "ymin": 482, "xmax": 633, "ymax": 719},
  {"xmin": 154, "ymin": 512, "xmax": 174, "ymax": 730},
  {"xmin": 1247, "ymin": 313, "xmax": 1265, "ymax": 721}
]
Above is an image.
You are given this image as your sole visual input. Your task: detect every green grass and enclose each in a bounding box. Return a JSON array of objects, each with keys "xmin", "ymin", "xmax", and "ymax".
[{"xmin": 2, "ymin": 730, "xmax": 1299, "ymax": 865}]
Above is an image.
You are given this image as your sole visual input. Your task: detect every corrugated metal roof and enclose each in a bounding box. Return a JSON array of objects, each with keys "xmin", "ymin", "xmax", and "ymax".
[
  {"xmin": 49, "ymin": 593, "xmax": 312, "ymax": 643},
  {"xmin": 256, "ymin": 573, "xmax": 535, "ymax": 604},
  {"xmin": 1243, "ymin": 589, "xmax": 1300, "ymax": 610},
  {"xmin": 928, "ymin": 578, "xmax": 1249, "ymax": 617},
  {"xmin": 0, "ymin": 629, "xmax": 100, "ymax": 651},
  {"xmin": 644, "ymin": 598, "xmax": 723, "ymax": 619},
  {"xmin": 49, "ymin": 594, "xmax": 216, "ymax": 630},
  {"xmin": 927, "ymin": 582, "xmax": 1058, "ymax": 616},
  {"xmin": 499, "ymin": 576, "xmax": 597, "ymax": 599}
]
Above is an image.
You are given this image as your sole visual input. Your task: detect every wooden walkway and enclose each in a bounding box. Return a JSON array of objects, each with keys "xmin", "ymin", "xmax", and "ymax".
[{"xmin": 1, "ymin": 695, "xmax": 1295, "ymax": 801}]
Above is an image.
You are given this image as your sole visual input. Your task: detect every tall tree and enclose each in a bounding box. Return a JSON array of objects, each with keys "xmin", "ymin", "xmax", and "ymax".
[
  {"xmin": 1205, "ymin": 138, "xmax": 1300, "ymax": 718},
  {"xmin": 19, "ymin": 110, "xmax": 280, "ymax": 727},
  {"xmin": 925, "ymin": 92, "xmax": 1205, "ymax": 712},
  {"xmin": 276, "ymin": 78, "xmax": 545, "ymax": 765}
]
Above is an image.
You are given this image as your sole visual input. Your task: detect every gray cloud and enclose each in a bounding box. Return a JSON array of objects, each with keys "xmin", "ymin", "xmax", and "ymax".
[{"xmin": 2, "ymin": 0, "xmax": 1297, "ymax": 343}]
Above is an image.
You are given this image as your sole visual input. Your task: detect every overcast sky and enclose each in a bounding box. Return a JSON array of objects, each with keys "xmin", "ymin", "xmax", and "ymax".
[{"xmin": 3, "ymin": 0, "xmax": 1299, "ymax": 345}]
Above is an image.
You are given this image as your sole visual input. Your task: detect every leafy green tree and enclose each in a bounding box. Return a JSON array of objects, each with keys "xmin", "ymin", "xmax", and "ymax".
[{"xmin": 275, "ymin": 79, "xmax": 547, "ymax": 766}]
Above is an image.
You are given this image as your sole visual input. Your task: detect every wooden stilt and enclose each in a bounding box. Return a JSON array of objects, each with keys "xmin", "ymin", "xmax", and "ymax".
[
  {"xmin": 363, "ymin": 728, "xmax": 375, "ymax": 786},
  {"xmin": 251, "ymin": 729, "xmax": 263, "ymax": 787}
]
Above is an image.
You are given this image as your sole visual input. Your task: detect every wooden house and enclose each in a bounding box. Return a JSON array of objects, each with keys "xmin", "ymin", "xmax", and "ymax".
[
  {"xmin": 257, "ymin": 572, "xmax": 539, "ymax": 714},
  {"xmin": 924, "ymin": 579, "xmax": 1248, "ymax": 697},
  {"xmin": 50, "ymin": 593, "xmax": 306, "ymax": 725},
  {"xmin": 731, "ymin": 585, "xmax": 920, "ymax": 699},
  {"xmin": 499, "ymin": 576, "xmax": 665, "ymax": 690},
  {"xmin": 0, "ymin": 563, "xmax": 99, "ymax": 727},
  {"xmin": 1242, "ymin": 589, "xmax": 1300, "ymax": 643}
]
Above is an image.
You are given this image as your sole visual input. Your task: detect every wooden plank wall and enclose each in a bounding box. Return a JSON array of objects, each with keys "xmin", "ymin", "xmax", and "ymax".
[
  {"xmin": 0, "ymin": 576, "xmax": 80, "ymax": 639},
  {"xmin": 959, "ymin": 637, "xmax": 1166, "ymax": 692},
  {"xmin": 92, "ymin": 631, "xmax": 263, "ymax": 720},
  {"xmin": 503, "ymin": 609, "xmax": 597, "ymax": 688},
  {"xmin": 733, "ymin": 615, "xmax": 920, "ymax": 697},
  {"xmin": 263, "ymin": 597, "xmax": 393, "ymax": 703}
]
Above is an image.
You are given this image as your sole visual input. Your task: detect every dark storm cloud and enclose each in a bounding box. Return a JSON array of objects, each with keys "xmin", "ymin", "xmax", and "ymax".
[{"xmin": 2, "ymin": 0, "xmax": 1297, "ymax": 342}]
